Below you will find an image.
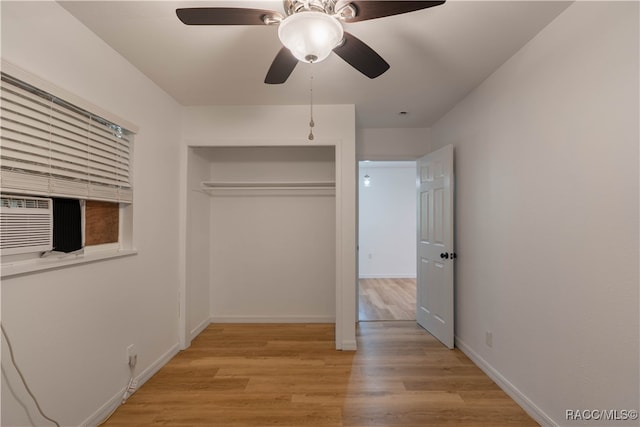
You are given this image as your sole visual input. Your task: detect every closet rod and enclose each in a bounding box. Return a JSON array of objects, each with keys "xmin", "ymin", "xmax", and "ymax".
[{"xmin": 201, "ymin": 181, "xmax": 335, "ymax": 189}]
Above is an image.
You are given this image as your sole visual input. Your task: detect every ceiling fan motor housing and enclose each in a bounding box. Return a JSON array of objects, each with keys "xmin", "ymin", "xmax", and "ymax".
[
  {"xmin": 284, "ymin": 0, "xmax": 338, "ymax": 15},
  {"xmin": 283, "ymin": 0, "xmax": 356, "ymax": 21}
]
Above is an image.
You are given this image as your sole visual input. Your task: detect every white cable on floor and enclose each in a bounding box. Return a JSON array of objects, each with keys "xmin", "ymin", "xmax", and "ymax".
[{"xmin": 1, "ymin": 323, "xmax": 61, "ymax": 427}]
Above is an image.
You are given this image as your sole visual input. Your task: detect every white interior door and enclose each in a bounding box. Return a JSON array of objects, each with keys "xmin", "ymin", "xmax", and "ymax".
[{"xmin": 416, "ymin": 145, "xmax": 455, "ymax": 348}]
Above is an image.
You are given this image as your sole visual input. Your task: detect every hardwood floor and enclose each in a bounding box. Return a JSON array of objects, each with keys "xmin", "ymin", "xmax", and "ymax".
[
  {"xmin": 103, "ymin": 323, "xmax": 538, "ymax": 427},
  {"xmin": 359, "ymin": 278, "xmax": 416, "ymax": 321}
]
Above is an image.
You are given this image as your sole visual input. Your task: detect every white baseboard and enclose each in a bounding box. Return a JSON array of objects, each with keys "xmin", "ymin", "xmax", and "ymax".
[
  {"xmin": 190, "ymin": 317, "xmax": 211, "ymax": 341},
  {"xmin": 358, "ymin": 274, "xmax": 417, "ymax": 279},
  {"xmin": 81, "ymin": 342, "xmax": 180, "ymax": 427},
  {"xmin": 340, "ymin": 339, "xmax": 357, "ymax": 351},
  {"xmin": 210, "ymin": 315, "xmax": 335, "ymax": 323},
  {"xmin": 455, "ymin": 336, "xmax": 557, "ymax": 427}
]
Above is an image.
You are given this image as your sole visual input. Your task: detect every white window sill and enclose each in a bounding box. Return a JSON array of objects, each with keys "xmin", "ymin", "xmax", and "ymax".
[{"xmin": 1, "ymin": 249, "xmax": 137, "ymax": 279}]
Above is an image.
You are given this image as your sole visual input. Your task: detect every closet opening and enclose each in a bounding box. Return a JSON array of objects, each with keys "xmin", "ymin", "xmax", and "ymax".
[{"xmin": 185, "ymin": 145, "xmax": 337, "ymax": 338}]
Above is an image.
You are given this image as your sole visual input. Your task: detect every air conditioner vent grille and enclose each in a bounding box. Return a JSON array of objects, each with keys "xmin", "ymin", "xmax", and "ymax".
[
  {"xmin": 1, "ymin": 197, "xmax": 50, "ymax": 209},
  {"xmin": 0, "ymin": 196, "xmax": 53, "ymax": 255}
]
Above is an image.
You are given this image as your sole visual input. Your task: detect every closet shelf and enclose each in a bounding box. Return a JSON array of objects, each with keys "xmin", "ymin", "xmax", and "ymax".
[{"xmin": 200, "ymin": 181, "xmax": 336, "ymax": 197}]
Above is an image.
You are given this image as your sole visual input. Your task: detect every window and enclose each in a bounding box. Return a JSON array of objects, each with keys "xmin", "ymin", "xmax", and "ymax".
[{"xmin": 0, "ymin": 69, "xmax": 137, "ymax": 276}]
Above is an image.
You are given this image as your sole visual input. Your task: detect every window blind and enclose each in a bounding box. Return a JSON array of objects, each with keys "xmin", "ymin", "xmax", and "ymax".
[{"xmin": 0, "ymin": 73, "xmax": 133, "ymax": 202}]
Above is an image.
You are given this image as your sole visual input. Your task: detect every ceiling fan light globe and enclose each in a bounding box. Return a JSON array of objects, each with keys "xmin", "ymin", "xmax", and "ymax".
[{"xmin": 278, "ymin": 11, "xmax": 343, "ymax": 63}]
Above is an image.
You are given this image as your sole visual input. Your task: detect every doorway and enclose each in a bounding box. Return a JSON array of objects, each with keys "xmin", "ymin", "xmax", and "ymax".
[{"xmin": 358, "ymin": 160, "xmax": 417, "ymax": 321}]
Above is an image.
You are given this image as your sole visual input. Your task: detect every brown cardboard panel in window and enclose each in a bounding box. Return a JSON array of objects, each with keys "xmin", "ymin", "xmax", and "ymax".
[{"xmin": 85, "ymin": 201, "xmax": 119, "ymax": 246}]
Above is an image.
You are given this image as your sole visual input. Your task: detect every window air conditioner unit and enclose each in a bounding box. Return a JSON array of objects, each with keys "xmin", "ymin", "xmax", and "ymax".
[{"xmin": 0, "ymin": 196, "xmax": 53, "ymax": 256}]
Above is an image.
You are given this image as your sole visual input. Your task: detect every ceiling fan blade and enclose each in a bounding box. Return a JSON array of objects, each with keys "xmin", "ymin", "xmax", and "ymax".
[
  {"xmin": 265, "ymin": 47, "xmax": 299, "ymax": 84},
  {"xmin": 342, "ymin": 1, "xmax": 445, "ymax": 22},
  {"xmin": 333, "ymin": 32, "xmax": 390, "ymax": 79},
  {"xmin": 176, "ymin": 8, "xmax": 278, "ymax": 25}
]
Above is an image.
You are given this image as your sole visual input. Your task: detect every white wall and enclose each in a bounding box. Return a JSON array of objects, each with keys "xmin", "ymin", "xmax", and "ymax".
[
  {"xmin": 1, "ymin": 2, "xmax": 182, "ymax": 426},
  {"xmin": 430, "ymin": 2, "xmax": 639, "ymax": 425},
  {"xmin": 180, "ymin": 105, "xmax": 357, "ymax": 349},
  {"xmin": 357, "ymin": 127, "xmax": 430, "ymax": 161},
  {"xmin": 359, "ymin": 162, "xmax": 416, "ymax": 278}
]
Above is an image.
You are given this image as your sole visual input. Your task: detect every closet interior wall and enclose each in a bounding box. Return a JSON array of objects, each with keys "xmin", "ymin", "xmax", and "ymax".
[{"xmin": 190, "ymin": 146, "xmax": 337, "ymax": 324}]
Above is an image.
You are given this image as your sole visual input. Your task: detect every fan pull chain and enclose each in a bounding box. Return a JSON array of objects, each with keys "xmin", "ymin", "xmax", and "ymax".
[{"xmin": 308, "ymin": 74, "xmax": 315, "ymax": 141}]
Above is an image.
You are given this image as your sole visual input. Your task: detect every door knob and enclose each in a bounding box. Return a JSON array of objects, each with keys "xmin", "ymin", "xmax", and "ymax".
[{"xmin": 440, "ymin": 252, "xmax": 449, "ymax": 259}]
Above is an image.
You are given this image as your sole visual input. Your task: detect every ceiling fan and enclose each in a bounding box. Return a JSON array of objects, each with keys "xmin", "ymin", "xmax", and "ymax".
[{"xmin": 176, "ymin": 0, "xmax": 445, "ymax": 84}]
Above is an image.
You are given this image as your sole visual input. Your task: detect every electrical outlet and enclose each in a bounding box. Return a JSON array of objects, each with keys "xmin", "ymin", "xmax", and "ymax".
[
  {"xmin": 485, "ymin": 331, "xmax": 493, "ymax": 348},
  {"xmin": 127, "ymin": 344, "xmax": 137, "ymax": 368}
]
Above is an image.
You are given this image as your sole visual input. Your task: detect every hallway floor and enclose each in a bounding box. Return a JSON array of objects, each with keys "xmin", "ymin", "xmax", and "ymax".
[{"xmin": 359, "ymin": 278, "xmax": 416, "ymax": 321}]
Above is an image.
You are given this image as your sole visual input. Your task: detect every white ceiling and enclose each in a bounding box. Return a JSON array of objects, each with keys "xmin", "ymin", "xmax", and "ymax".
[{"xmin": 59, "ymin": 0, "xmax": 571, "ymax": 128}]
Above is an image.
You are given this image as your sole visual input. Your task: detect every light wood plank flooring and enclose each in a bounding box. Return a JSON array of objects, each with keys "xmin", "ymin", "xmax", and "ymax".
[
  {"xmin": 103, "ymin": 322, "xmax": 537, "ymax": 427},
  {"xmin": 359, "ymin": 278, "xmax": 416, "ymax": 321}
]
